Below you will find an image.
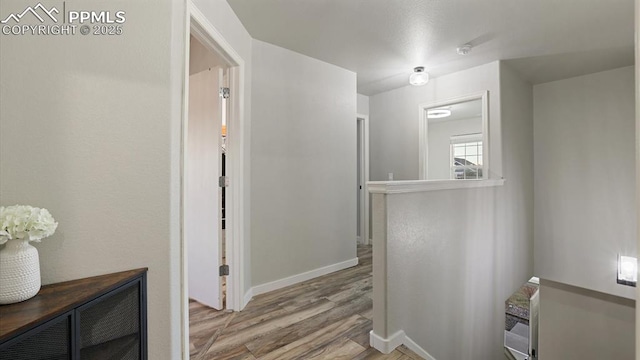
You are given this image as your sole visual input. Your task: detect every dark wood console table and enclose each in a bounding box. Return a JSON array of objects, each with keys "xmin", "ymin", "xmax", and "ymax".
[{"xmin": 0, "ymin": 268, "xmax": 147, "ymax": 360}]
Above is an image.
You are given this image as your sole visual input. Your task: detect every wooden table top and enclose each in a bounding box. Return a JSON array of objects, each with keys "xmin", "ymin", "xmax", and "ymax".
[{"xmin": 0, "ymin": 268, "xmax": 147, "ymax": 341}]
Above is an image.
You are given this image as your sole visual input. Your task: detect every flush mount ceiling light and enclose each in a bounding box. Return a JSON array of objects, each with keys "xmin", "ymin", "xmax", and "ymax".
[
  {"xmin": 427, "ymin": 108, "xmax": 452, "ymax": 119},
  {"xmin": 456, "ymin": 44, "xmax": 472, "ymax": 55},
  {"xmin": 409, "ymin": 66, "xmax": 429, "ymax": 86}
]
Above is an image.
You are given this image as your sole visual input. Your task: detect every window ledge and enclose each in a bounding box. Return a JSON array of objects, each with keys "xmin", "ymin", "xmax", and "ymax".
[{"xmin": 367, "ymin": 178, "xmax": 505, "ymax": 194}]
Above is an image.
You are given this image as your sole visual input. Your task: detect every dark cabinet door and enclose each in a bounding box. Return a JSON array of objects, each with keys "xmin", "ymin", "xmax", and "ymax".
[
  {"xmin": 0, "ymin": 270, "xmax": 147, "ymax": 360},
  {"xmin": 76, "ymin": 279, "xmax": 143, "ymax": 360},
  {"xmin": 0, "ymin": 312, "xmax": 72, "ymax": 360}
]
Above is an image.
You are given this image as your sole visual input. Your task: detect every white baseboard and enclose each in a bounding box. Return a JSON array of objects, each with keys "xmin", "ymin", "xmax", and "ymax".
[
  {"xmin": 403, "ymin": 333, "xmax": 437, "ymax": 360},
  {"xmin": 242, "ymin": 287, "xmax": 253, "ymax": 309},
  {"xmin": 370, "ymin": 330, "xmax": 404, "ymax": 354},
  {"xmin": 370, "ymin": 330, "xmax": 436, "ymax": 360},
  {"xmin": 251, "ymin": 257, "xmax": 359, "ymax": 296}
]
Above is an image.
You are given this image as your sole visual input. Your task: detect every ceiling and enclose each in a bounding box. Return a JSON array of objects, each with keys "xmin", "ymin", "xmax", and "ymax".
[{"xmin": 227, "ymin": 0, "xmax": 634, "ymax": 95}]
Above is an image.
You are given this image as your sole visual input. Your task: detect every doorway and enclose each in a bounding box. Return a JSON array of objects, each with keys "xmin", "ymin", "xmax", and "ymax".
[
  {"xmin": 356, "ymin": 115, "xmax": 370, "ymax": 245},
  {"xmin": 182, "ymin": 4, "xmax": 247, "ymax": 358},
  {"xmin": 186, "ymin": 35, "xmax": 226, "ymax": 311}
]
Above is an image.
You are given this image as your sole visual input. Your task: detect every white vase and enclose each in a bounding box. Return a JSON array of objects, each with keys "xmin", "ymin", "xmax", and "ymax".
[{"xmin": 0, "ymin": 239, "xmax": 41, "ymax": 304}]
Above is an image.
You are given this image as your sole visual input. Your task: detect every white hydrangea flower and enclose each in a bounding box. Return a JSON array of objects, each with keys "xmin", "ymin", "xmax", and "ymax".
[{"xmin": 0, "ymin": 205, "xmax": 58, "ymax": 245}]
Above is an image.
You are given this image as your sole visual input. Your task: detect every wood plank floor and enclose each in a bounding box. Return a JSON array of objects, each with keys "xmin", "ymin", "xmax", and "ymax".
[{"xmin": 189, "ymin": 245, "xmax": 423, "ymax": 360}]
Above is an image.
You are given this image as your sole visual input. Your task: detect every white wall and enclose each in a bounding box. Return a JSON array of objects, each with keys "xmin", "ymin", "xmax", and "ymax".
[
  {"xmin": 539, "ymin": 280, "xmax": 635, "ymax": 360},
  {"xmin": 497, "ymin": 61, "xmax": 535, "ymax": 311},
  {"xmin": 0, "ymin": 1, "xmax": 184, "ymax": 358},
  {"xmin": 357, "ymin": 93, "xmax": 370, "ymax": 115},
  {"xmin": 384, "ymin": 187, "xmax": 501, "ymax": 359},
  {"xmin": 189, "ymin": 36, "xmax": 225, "ymax": 75},
  {"xmin": 371, "ymin": 62, "xmax": 534, "ymax": 359},
  {"xmin": 533, "ymin": 66, "xmax": 636, "ymax": 300},
  {"xmin": 250, "ymin": 39, "xmax": 357, "ymax": 287},
  {"xmin": 427, "ymin": 117, "xmax": 483, "ymax": 180},
  {"xmin": 369, "ymin": 62, "xmax": 502, "ymax": 181},
  {"xmin": 636, "ymin": 1, "xmax": 640, "ymax": 356},
  {"xmin": 0, "ymin": 1, "xmax": 253, "ymax": 358}
]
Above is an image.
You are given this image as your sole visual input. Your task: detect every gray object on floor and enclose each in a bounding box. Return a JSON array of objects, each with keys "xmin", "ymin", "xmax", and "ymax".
[{"xmin": 505, "ymin": 322, "xmax": 529, "ymax": 357}]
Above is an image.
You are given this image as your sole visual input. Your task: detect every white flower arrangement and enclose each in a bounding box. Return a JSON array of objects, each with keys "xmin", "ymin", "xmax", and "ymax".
[{"xmin": 0, "ymin": 205, "xmax": 58, "ymax": 245}]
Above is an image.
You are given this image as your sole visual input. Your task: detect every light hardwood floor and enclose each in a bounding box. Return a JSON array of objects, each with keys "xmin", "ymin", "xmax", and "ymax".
[{"xmin": 189, "ymin": 245, "xmax": 423, "ymax": 359}]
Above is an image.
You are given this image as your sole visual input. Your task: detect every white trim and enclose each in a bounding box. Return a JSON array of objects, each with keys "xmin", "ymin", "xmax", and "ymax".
[
  {"xmin": 180, "ymin": 14, "xmax": 190, "ymax": 358},
  {"xmin": 189, "ymin": 6, "xmax": 242, "ymax": 66},
  {"xmin": 243, "ymin": 287, "xmax": 253, "ymax": 309},
  {"xmin": 368, "ymin": 178, "xmax": 505, "ymax": 194},
  {"xmin": 419, "ymin": 91, "xmax": 489, "ymax": 180},
  {"xmin": 369, "ymin": 331, "xmax": 437, "ymax": 360},
  {"xmin": 418, "ymin": 106, "xmax": 429, "ymax": 179},
  {"xmin": 357, "ymin": 114, "xmax": 371, "ymax": 245},
  {"xmin": 182, "ymin": 2, "xmax": 247, "ymax": 358},
  {"xmin": 450, "ymin": 132, "xmax": 482, "ymax": 144},
  {"xmin": 403, "ymin": 334, "xmax": 437, "ymax": 360},
  {"xmin": 481, "ymin": 91, "xmax": 490, "ymax": 179},
  {"xmin": 636, "ymin": 3, "xmax": 640, "ymax": 355},
  {"xmin": 251, "ymin": 258, "xmax": 359, "ymax": 296},
  {"xmin": 369, "ymin": 330, "xmax": 405, "ymax": 354}
]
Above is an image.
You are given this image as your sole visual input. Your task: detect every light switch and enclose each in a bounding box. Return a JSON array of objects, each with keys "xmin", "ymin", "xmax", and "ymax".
[{"xmin": 388, "ymin": 173, "xmax": 394, "ymax": 181}]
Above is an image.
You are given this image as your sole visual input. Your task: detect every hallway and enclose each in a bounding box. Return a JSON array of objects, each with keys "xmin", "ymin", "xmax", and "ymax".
[{"xmin": 189, "ymin": 245, "xmax": 422, "ymax": 359}]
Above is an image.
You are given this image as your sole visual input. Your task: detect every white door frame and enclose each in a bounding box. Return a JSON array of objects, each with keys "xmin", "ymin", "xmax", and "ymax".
[
  {"xmin": 181, "ymin": 2, "xmax": 247, "ymax": 358},
  {"xmin": 357, "ymin": 114, "xmax": 370, "ymax": 245}
]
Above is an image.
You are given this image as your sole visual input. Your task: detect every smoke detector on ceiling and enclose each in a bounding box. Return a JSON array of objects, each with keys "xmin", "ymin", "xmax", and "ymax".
[{"xmin": 456, "ymin": 44, "xmax": 472, "ymax": 55}]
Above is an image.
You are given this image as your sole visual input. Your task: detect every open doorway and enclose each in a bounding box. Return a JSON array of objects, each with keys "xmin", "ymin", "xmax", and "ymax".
[
  {"xmin": 186, "ymin": 34, "xmax": 227, "ymax": 311},
  {"xmin": 182, "ymin": 6, "xmax": 247, "ymax": 358},
  {"xmin": 356, "ymin": 115, "xmax": 370, "ymax": 245},
  {"xmin": 185, "ymin": 35, "xmax": 229, "ymax": 358}
]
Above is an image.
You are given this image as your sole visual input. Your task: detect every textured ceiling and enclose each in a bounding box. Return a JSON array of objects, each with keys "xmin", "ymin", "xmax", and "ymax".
[{"xmin": 227, "ymin": 0, "xmax": 634, "ymax": 95}]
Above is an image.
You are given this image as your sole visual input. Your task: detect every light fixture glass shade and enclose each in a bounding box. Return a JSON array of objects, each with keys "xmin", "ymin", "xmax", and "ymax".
[{"xmin": 409, "ymin": 67, "xmax": 429, "ymax": 86}]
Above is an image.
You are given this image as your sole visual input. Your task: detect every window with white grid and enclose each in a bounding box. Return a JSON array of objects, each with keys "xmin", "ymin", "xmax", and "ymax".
[{"xmin": 450, "ymin": 134, "xmax": 483, "ymax": 180}]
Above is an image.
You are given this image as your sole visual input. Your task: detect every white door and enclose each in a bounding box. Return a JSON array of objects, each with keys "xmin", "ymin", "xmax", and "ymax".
[{"xmin": 186, "ymin": 68, "xmax": 223, "ymax": 310}]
